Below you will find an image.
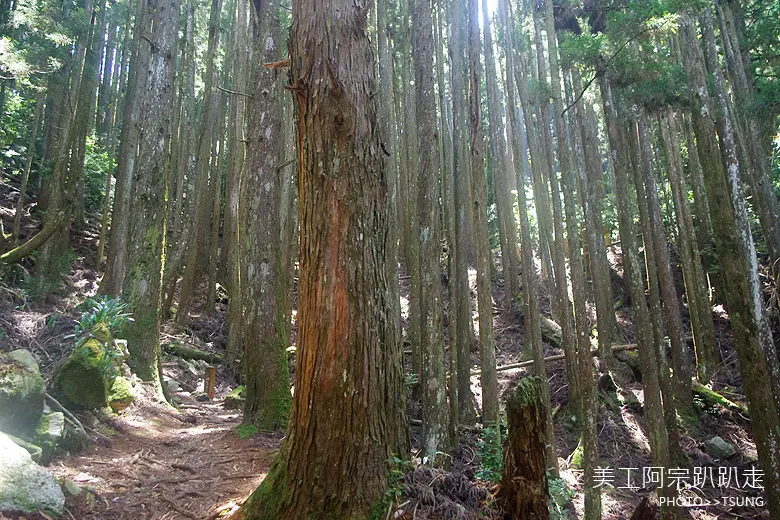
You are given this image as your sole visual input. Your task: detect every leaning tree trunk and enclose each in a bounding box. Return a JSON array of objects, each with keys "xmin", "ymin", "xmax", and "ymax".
[
  {"xmin": 239, "ymin": 0, "xmax": 290, "ymax": 432},
  {"xmin": 234, "ymin": 0, "xmax": 409, "ymax": 517},
  {"xmin": 681, "ymin": 12, "xmax": 780, "ymax": 517}
]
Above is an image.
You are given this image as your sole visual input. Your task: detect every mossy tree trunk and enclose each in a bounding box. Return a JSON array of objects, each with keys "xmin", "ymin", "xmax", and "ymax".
[
  {"xmin": 235, "ymin": 0, "xmax": 409, "ymax": 517},
  {"xmin": 239, "ymin": 0, "xmax": 290, "ymax": 432},
  {"xmin": 120, "ymin": 0, "xmax": 179, "ymax": 389},
  {"xmin": 681, "ymin": 12, "xmax": 780, "ymax": 517}
]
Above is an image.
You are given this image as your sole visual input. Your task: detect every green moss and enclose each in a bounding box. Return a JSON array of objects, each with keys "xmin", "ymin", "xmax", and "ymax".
[
  {"xmin": 241, "ymin": 458, "xmax": 289, "ymax": 520},
  {"xmin": 235, "ymin": 423, "xmax": 259, "ymax": 440},
  {"xmin": 108, "ymin": 376, "xmax": 135, "ymax": 412},
  {"xmin": 506, "ymin": 376, "xmax": 544, "ymax": 410},
  {"xmin": 53, "ymin": 338, "xmax": 111, "ymax": 409},
  {"xmin": 569, "ymin": 437, "xmax": 584, "ymax": 469}
]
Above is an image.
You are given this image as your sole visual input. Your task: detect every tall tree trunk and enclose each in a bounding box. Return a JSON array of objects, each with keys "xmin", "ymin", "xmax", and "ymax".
[
  {"xmin": 175, "ymin": 0, "xmax": 223, "ymax": 324},
  {"xmin": 600, "ymin": 77, "xmax": 678, "ymax": 518},
  {"xmin": 224, "ymin": 0, "xmax": 247, "ymax": 368},
  {"xmin": 240, "ymin": 0, "xmax": 290, "ymax": 431},
  {"xmin": 236, "ymin": 0, "xmax": 409, "ymax": 516},
  {"xmin": 467, "ymin": 0, "xmax": 497, "ymax": 425},
  {"xmin": 481, "ymin": 0, "xmax": 519, "ymax": 308},
  {"xmin": 433, "ymin": 0, "xmax": 458, "ymax": 441},
  {"xmin": 412, "ymin": 0, "xmax": 448, "ymax": 460},
  {"xmin": 12, "ymin": 90, "xmax": 45, "ymax": 244},
  {"xmin": 120, "ymin": 0, "xmax": 179, "ymax": 392},
  {"xmin": 659, "ymin": 110, "xmax": 720, "ymax": 383},
  {"xmin": 570, "ymin": 68, "xmax": 618, "ymax": 362},
  {"xmin": 531, "ymin": 2, "xmax": 581, "ymax": 411},
  {"xmin": 542, "ymin": 3, "xmax": 598, "ymax": 516},
  {"xmin": 102, "ymin": 0, "xmax": 145, "ymax": 295},
  {"xmin": 449, "ymin": 0, "xmax": 477, "ymax": 425}
]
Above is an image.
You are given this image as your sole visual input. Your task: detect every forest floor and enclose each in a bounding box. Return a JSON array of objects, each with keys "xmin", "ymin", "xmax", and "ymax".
[{"xmin": 0, "ymin": 179, "xmax": 770, "ymax": 519}]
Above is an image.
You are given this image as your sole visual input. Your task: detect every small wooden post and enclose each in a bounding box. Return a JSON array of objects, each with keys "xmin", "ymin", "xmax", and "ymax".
[
  {"xmin": 206, "ymin": 366, "xmax": 216, "ymax": 400},
  {"xmin": 500, "ymin": 376, "xmax": 550, "ymax": 520}
]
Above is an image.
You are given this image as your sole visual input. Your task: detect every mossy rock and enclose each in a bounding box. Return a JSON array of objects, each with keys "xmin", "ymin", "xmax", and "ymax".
[
  {"xmin": 0, "ymin": 432, "xmax": 65, "ymax": 515},
  {"xmin": 108, "ymin": 376, "xmax": 135, "ymax": 412},
  {"xmin": 224, "ymin": 385, "xmax": 245, "ymax": 410},
  {"xmin": 33, "ymin": 412, "xmax": 65, "ymax": 465},
  {"xmin": 0, "ymin": 349, "xmax": 46, "ymax": 436},
  {"xmin": 53, "ymin": 337, "xmax": 112, "ymax": 409}
]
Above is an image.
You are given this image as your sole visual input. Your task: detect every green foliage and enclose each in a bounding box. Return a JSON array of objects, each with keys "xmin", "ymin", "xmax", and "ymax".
[
  {"xmin": 475, "ymin": 422, "xmax": 504, "ymax": 484},
  {"xmin": 234, "ymin": 423, "xmax": 259, "ymax": 440},
  {"xmin": 548, "ymin": 473, "xmax": 575, "ymax": 520},
  {"xmin": 70, "ymin": 296, "xmax": 132, "ymax": 385},
  {"xmin": 74, "ymin": 295, "xmax": 132, "ymax": 339},
  {"xmin": 384, "ymin": 456, "xmax": 413, "ymax": 505},
  {"xmin": 18, "ymin": 248, "xmax": 76, "ymax": 299},
  {"xmin": 82, "ymin": 136, "xmax": 112, "ymax": 214}
]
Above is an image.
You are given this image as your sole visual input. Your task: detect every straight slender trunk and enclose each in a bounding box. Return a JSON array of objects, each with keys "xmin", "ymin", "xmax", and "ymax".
[
  {"xmin": 659, "ymin": 110, "xmax": 720, "ymax": 383},
  {"xmin": 12, "ymin": 91, "xmax": 45, "ymax": 244},
  {"xmin": 481, "ymin": 0, "xmax": 519, "ymax": 308},
  {"xmin": 412, "ymin": 0, "xmax": 448, "ymax": 460},
  {"xmin": 175, "ymin": 0, "xmax": 223, "ymax": 324},
  {"xmin": 224, "ymin": 0, "xmax": 247, "ymax": 368},
  {"xmin": 102, "ymin": 0, "xmax": 145, "ymax": 295},
  {"xmin": 467, "ymin": 0, "xmax": 497, "ymax": 425},
  {"xmin": 449, "ymin": 0, "xmax": 477, "ymax": 425}
]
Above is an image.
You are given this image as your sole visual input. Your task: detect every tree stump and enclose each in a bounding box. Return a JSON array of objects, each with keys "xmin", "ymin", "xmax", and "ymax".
[{"xmin": 500, "ymin": 376, "xmax": 550, "ymax": 520}]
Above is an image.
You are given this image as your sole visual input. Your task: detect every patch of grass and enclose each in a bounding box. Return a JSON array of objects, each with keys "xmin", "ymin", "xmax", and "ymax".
[{"xmin": 235, "ymin": 423, "xmax": 259, "ymax": 440}]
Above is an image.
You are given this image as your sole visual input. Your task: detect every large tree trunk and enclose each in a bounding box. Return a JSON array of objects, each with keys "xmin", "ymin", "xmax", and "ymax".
[
  {"xmin": 239, "ymin": 0, "xmax": 290, "ymax": 432},
  {"xmin": 234, "ymin": 0, "xmax": 408, "ymax": 517},
  {"xmin": 120, "ymin": 0, "xmax": 179, "ymax": 390}
]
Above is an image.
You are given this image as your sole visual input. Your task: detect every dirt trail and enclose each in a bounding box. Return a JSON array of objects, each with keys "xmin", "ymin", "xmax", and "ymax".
[{"xmin": 49, "ymin": 387, "xmax": 278, "ymax": 520}]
